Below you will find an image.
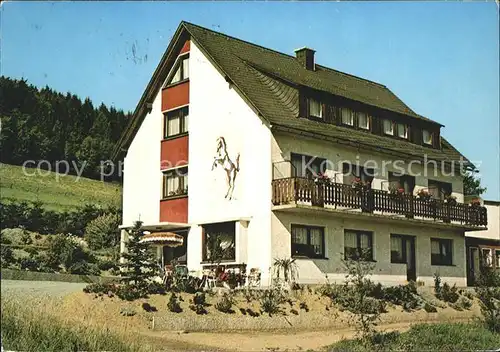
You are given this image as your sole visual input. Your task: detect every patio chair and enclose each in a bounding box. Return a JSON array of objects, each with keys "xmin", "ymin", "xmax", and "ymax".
[{"xmin": 247, "ymin": 268, "xmax": 261, "ymax": 287}]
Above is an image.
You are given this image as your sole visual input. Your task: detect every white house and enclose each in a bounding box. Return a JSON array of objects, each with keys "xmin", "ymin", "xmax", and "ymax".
[
  {"xmin": 465, "ymin": 200, "xmax": 500, "ymax": 285},
  {"xmin": 113, "ymin": 22, "xmax": 488, "ymax": 287}
]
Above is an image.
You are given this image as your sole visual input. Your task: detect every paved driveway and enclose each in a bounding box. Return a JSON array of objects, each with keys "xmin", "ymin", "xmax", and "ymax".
[{"xmin": 1, "ymin": 279, "xmax": 87, "ymax": 298}]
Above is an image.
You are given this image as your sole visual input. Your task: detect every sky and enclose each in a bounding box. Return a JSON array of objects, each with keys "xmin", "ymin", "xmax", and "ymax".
[{"xmin": 1, "ymin": 2, "xmax": 499, "ymax": 200}]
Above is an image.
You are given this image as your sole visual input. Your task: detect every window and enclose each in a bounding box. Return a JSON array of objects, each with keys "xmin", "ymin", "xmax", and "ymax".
[
  {"xmin": 162, "ymin": 167, "xmax": 188, "ymax": 198},
  {"xmin": 342, "ymin": 163, "xmax": 374, "ymax": 186},
  {"xmin": 202, "ymin": 222, "xmax": 235, "ymax": 261},
  {"xmin": 309, "ymin": 99, "xmax": 322, "ymax": 118},
  {"xmin": 164, "ymin": 107, "xmax": 188, "ymax": 138},
  {"xmin": 431, "ymin": 238, "xmax": 453, "ymax": 266},
  {"xmin": 383, "ymin": 119, "xmax": 394, "ymax": 135},
  {"xmin": 358, "ymin": 112, "xmax": 369, "ymax": 130},
  {"xmin": 167, "ymin": 55, "xmax": 189, "ymax": 85},
  {"xmin": 344, "ymin": 230, "xmax": 373, "ymax": 261},
  {"xmin": 428, "ymin": 180, "xmax": 452, "ymax": 200},
  {"xmin": 388, "ymin": 172, "xmax": 415, "ymax": 194},
  {"xmin": 341, "ymin": 108, "xmax": 354, "ymax": 126},
  {"xmin": 291, "ymin": 225, "xmax": 325, "ymax": 258},
  {"xmin": 496, "ymin": 250, "xmax": 500, "ymax": 268},
  {"xmin": 391, "ymin": 235, "xmax": 413, "ymax": 264},
  {"xmin": 397, "ymin": 123, "xmax": 408, "ymax": 139},
  {"xmin": 291, "ymin": 153, "xmax": 327, "ymax": 179},
  {"xmin": 423, "ymin": 130, "xmax": 433, "ymax": 145},
  {"xmin": 482, "ymin": 248, "xmax": 493, "ymax": 268}
]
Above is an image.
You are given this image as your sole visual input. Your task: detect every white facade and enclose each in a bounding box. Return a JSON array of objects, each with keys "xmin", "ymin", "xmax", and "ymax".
[
  {"xmin": 186, "ymin": 42, "xmax": 273, "ymax": 281},
  {"xmin": 466, "ymin": 201, "xmax": 500, "ymax": 241},
  {"xmin": 122, "ymin": 90, "xmax": 162, "ymax": 227}
]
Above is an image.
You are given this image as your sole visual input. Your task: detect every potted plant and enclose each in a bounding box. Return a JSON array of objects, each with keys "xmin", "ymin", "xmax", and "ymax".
[
  {"xmin": 314, "ymin": 172, "xmax": 332, "ymax": 185},
  {"xmin": 470, "ymin": 198, "xmax": 482, "ymax": 208},
  {"xmin": 389, "ymin": 186, "xmax": 405, "ymax": 198},
  {"xmin": 417, "ymin": 189, "xmax": 432, "ymax": 201},
  {"xmin": 444, "ymin": 194, "xmax": 457, "ymax": 206}
]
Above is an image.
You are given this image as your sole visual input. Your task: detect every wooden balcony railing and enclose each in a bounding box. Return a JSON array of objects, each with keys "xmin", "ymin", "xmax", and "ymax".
[{"xmin": 272, "ymin": 177, "xmax": 488, "ymax": 227}]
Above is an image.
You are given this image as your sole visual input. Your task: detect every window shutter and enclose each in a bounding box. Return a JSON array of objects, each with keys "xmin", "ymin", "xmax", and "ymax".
[
  {"xmin": 371, "ymin": 116, "xmax": 381, "ymax": 134},
  {"xmin": 298, "ymin": 92, "xmax": 308, "ymax": 118},
  {"xmin": 433, "ymin": 129, "xmax": 441, "ymax": 149},
  {"xmin": 412, "ymin": 127, "xmax": 422, "ymax": 145}
]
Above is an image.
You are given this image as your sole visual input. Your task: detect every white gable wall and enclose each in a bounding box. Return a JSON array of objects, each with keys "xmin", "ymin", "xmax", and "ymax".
[
  {"xmin": 122, "ymin": 90, "xmax": 162, "ymax": 227},
  {"xmin": 187, "ymin": 41, "xmax": 273, "ymax": 277}
]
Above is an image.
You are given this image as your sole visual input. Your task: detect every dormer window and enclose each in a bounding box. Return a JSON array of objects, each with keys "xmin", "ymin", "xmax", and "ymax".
[
  {"xmin": 423, "ymin": 129, "xmax": 433, "ymax": 145},
  {"xmin": 397, "ymin": 123, "xmax": 408, "ymax": 139},
  {"xmin": 383, "ymin": 119, "xmax": 394, "ymax": 135},
  {"xmin": 309, "ymin": 99, "xmax": 322, "ymax": 118},
  {"xmin": 167, "ymin": 55, "xmax": 189, "ymax": 86},
  {"xmin": 341, "ymin": 108, "xmax": 354, "ymax": 126},
  {"xmin": 358, "ymin": 112, "xmax": 369, "ymax": 130}
]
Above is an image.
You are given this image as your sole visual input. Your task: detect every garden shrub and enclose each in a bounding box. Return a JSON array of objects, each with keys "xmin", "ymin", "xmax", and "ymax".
[
  {"xmin": 475, "ymin": 267, "xmax": 500, "ymax": 333},
  {"xmin": 424, "ymin": 302, "xmax": 438, "ymax": 313},
  {"xmin": 215, "ymin": 292, "xmax": 235, "ymax": 313},
  {"xmin": 168, "ymin": 293, "xmax": 182, "ymax": 313},
  {"xmin": 440, "ymin": 283, "xmax": 459, "ymax": 303},
  {"xmin": 97, "ymin": 258, "xmax": 117, "ymax": 272},
  {"xmin": 84, "ymin": 213, "xmax": 121, "ymax": 250},
  {"xmin": 189, "ymin": 292, "xmax": 208, "ymax": 315},
  {"xmin": 1, "ymin": 245, "xmax": 15, "ymax": 267},
  {"xmin": 19, "ymin": 257, "xmax": 40, "ymax": 271},
  {"xmin": 260, "ymin": 287, "xmax": 285, "ymax": 316}
]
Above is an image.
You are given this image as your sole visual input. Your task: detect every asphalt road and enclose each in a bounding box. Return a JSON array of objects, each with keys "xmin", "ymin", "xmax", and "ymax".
[{"xmin": 1, "ymin": 279, "xmax": 87, "ymax": 298}]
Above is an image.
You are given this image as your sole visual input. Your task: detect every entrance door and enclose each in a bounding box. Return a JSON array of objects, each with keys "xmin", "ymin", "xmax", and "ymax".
[
  {"xmin": 391, "ymin": 234, "xmax": 416, "ymax": 282},
  {"xmin": 405, "ymin": 237, "xmax": 416, "ymax": 281},
  {"xmin": 467, "ymin": 247, "xmax": 480, "ymax": 286}
]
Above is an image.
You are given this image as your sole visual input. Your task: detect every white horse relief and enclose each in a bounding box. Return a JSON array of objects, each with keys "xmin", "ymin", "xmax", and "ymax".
[{"xmin": 211, "ymin": 136, "xmax": 240, "ymax": 200}]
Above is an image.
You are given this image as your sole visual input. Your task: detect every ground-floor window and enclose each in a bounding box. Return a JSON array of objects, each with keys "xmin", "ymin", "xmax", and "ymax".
[
  {"xmin": 291, "ymin": 224, "xmax": 325, "ymax": 258},
  {"xmin": 481, "ymin": 248, "xmax": 494, "ymax": 267},
  {"xmin": 390, "ymin": 235, "xmax": 413, "ymax": 264},
  {"xmin": 344, "ymin": 230, "xmax": 373, "ymax": 261},
  {"xmin": 496, "ymin": 250, "xmax": 500, "ymax": 268},
  {"xmin": 431, "ymin": 238, "xmax": 453, "ymax": 266},
  {"xmin": 202, "ymin": 221, "xmax": 235, "ymax": 262}
]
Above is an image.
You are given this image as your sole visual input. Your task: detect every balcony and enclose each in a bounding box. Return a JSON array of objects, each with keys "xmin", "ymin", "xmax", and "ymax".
[{"xmin": 272, "ymin": 177, "xmax": 487, "ymax": 228}]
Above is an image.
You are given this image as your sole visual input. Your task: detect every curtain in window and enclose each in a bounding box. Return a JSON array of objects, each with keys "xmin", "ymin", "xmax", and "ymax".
[
  {"xmin": 344, "ymin": 231, "xmax": 357, "ymax": 249},
  {"xmin": 309, "ymin": 99, "xmax": 322, "ymax": 117},
  {"xmin": 360, "ymin": 233, "xmax": 370, "ymax": 249},
  {"xmin": 341, "ymin": 108, "xmax": 353, "ymax": 125},
  {"xmin": 291, "ymin": 155, "xmax": 305, "ymax": 178},
  {"xmin": 358, "ymin": 112, "xmax": 368, "ymax": 129},
  {"xmin": 171, "ymin": 66, "xmax": 181, "ymax": 84},
  {"xmin": 431, "ymin": 240, "xmax": 440, "ymax": 254},
  {"xmin": 168, "ymin": 115, "xmax": 180, "ymax": 136},
  {"xmin": 423, "ymin": 130, "xmax": 432, "ymax": 144},
  {"xmin": 166, "ymin": 174, "xmax": 179, "ymax": 196},
  {"xmin": 292, "ymin": 227, "xmax": 308, "ymax": 244},
  {"xmin": 391, "ymin": 236, "xmax": 403, "ymax": 255},
  {"xmin": 397, "ymin": 124, "xmax": 407, "ymax": 138},
  {"xmin": 383, "ymin": 120, "xmax": 394, "ymax": 134},
  {"xmin": 495, "ymin": 251, "xmax": 500, "ymax": 267},
  {"xmin": 182, "ymin": 111, "xmax": 189, "ymax": 133},
  {"xmin": 182, "ymin": 58, "xmax": 189, "ymax": 79},
  {"xmin": 310, "ymin": 228, "xmax": 323, "ymax": 255}
]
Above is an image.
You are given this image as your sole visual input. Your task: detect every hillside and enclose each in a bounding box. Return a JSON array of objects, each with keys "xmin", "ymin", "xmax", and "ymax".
[{"xmin": 0, "ymin": 163, "xmax": 121, "ymax": 211}]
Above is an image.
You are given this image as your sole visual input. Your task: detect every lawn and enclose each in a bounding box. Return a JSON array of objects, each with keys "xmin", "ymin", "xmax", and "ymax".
[
  {"xmin": 0, "ymin": 163, "xmax": 122, "ymax": 211},
  {"xmin": 328, "ymin": 323, "xmax": 500, "ymax": 351}
]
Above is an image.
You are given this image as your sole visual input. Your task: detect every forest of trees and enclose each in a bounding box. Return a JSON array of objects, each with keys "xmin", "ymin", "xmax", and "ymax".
[{"xmin": 0, "ymin": 76, "xmax": 130, "ymax": 180}]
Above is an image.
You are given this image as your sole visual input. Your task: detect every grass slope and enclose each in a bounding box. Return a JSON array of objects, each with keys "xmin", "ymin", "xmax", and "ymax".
[
  {"xmin": 0, "ymin": 163, "xmax": 121, "ymax": 211},
  {"xmin": 329, "ymin": 323, "xmax": 500, "ymax": 351}
]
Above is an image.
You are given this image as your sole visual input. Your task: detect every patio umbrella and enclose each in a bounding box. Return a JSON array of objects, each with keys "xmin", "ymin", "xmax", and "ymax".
[{"xmin": 139, "ymin": 231, "xmax": 184, "ymax": 247}]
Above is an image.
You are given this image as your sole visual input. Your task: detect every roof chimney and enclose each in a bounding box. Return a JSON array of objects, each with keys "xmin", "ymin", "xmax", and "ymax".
[{"xmin": 295, "ymin": 47, "xmax": 315, "ymax": 70}]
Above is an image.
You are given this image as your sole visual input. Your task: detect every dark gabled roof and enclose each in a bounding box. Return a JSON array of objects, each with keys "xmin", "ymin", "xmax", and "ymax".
[{"xmin": 113, "ymin": 21, "xmax": 468, "ymax": 166}]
